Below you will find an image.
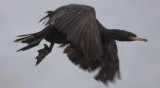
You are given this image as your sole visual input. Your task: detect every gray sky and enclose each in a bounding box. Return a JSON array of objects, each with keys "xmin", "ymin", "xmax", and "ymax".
[{"xmin": 0, "ymin": 0, "xmax": 160, "ymax": 88}]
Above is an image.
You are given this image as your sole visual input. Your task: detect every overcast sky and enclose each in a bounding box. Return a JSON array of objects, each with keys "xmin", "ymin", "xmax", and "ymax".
[{"xmin": 0, "ymin": 0, "xmax": 160, "ymax": 88}]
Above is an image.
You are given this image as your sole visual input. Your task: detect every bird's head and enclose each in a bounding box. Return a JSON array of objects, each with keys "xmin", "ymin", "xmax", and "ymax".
[{"xmin": 110, "ymin": 29, "xmax": 148, "ymax": 42}]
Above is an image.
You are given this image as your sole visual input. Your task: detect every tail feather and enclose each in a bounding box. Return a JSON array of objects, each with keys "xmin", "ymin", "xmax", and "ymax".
[
  {"xmin": 14, "ymin": 36, "xmax": 31, "ymax": 43},
  {"xmin": 17, "ymin": 38, "xmax": 42, "ymax": 52},
  {"xmin": 17, "ymin": 34, "xmax": 33, "ymax": 37},
  {"xmin": 15, "ymin": 32, "xmax": 43, "ymax": 51},
  {"xmin": 14, "ymin": 33, "xmax": 39, "ymax": 44}
]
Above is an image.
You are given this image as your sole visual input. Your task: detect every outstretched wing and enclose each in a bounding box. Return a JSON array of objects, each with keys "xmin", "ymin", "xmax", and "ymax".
[
  {"xmin": 62, "ymin": 39, "xmax": 120, "ymax": 85},
  {"xmin": 40, "ymin": 4, "xmax": 102, "ymax": 60}
]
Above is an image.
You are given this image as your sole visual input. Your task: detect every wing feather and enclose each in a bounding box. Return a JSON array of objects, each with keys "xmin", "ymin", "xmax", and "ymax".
[
  {"xmin": 62, "ymin": 39, "xmax": 120, "ymax": 84},
  {"xmin": 39, "ymin": 4, "xmax": 120, "ymax": 85},
  {"xmin": 42, "ymin": 4, "xmax": 102, "ymax": 59}
]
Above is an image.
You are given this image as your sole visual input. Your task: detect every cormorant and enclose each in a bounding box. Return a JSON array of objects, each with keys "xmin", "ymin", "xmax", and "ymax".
[{"xmin": 14, "ymin": 4, "xmax": 147, "ymax": 85}]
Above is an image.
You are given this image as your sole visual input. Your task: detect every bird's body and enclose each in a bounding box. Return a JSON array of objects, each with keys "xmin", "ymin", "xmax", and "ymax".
[
  {"xmin": 14, "ymin": 4, "xmax": 147, "ymax": 85},
  {"xmin": 43, "ymin": 26, "xmax": 68, "ymax": 43}
]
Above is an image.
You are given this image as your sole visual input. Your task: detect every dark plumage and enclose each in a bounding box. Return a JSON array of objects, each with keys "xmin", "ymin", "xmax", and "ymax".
[{"xmin": 14, "ymin": 4, "xmax": 147, "ymax": 85}]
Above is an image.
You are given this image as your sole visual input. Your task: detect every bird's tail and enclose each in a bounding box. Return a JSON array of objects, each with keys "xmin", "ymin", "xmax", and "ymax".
[{"xmin": 14, "ymin": 32, "xmax": 43, "ymax": 52}]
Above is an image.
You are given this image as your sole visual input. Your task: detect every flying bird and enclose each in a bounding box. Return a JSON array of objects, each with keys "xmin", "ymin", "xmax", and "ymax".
[{"xmin": 14, "ymin": 4, "xmax": 147, "ymax": 85}]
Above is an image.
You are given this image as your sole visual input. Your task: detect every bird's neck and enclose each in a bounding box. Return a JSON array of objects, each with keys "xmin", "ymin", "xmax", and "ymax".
[{"xmin": 100, "ymin": 29, "xmax": 120, "ymax": 39}]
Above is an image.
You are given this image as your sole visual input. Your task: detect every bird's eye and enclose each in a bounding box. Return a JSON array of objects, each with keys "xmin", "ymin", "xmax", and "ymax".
[{"xmin": 130, "ymin": 34, "xmax": 136, "ymax": 37}]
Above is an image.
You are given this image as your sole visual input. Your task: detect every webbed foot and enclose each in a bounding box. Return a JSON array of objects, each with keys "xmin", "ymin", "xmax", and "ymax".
[{"xmin": 35, "ymin": 43, "xmax": 54, "ymax": 65}]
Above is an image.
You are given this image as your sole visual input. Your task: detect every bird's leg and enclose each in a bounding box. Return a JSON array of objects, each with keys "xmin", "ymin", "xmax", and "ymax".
[{"xmin": 35, "ymin": 43, "xmax": 54, "ymax": 65}]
